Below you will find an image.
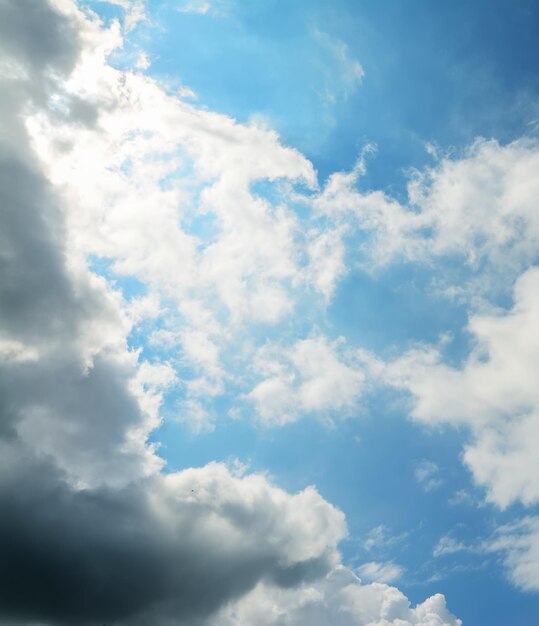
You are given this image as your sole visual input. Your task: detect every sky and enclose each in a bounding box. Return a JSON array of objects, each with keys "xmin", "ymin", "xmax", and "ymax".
[{"xmin": 1, "ymin": 0, "xmax": 539, "ymax": 624}]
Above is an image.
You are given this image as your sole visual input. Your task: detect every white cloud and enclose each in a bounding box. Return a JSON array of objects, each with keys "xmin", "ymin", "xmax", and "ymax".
[
  {"xmin": 177, "ymin": 398, "xmax": 215, "ymax": 432},
  {"xmin": 96, "ymin": 0, "xmax": 147, "ymax": 32},
  {"xmin": 415, "ymin": 460, "xmax": 443, "ymax": 493},
  {"xmin": 447, "ymin": 489, "xmax": 476, "ymax": 507},
  {"xmin": 487, "ymin": 516, "xmax": 539, "ymax": 592},
  {"xmin": 312, "ymin": 138, "xmax": 539, "ymax": 301},
  {"xmin": 176, "ymin": 0, "xmax": 230, "ymax": 16},
  {"xmin": 178, "ymin": 84, "xmax": 198, "ymax": 100},
  {"xmin": 357, "ymin": 561, "xmax": 404, "ymax": 584},
  {"xmin": 247, "ymin": 336, "xmax": 365, "ymax": 425},
  {"xmin": 21, "ymin": 0, "xmax": 329, "ymax": 429},
  {"xmin": 306, "ymin": 108, "xmax": 539, "ymax": 597},
  {"xmin": 364, "ymin": 525, "xmax": 388, "ymax": 552},
  {"xmin": 387, "ymin": 267, "xmax": 539, "ymax": 509},
  {"xmin": 178, "ymin": 1, "xmax": 211, "ymax": 14},
  {"xmin": 306, "ymin": 226, "xmax": 348, "ymax": 300},
  {"xmin": 314, "ymin": 29, "xmax": 365, "ymax": 103},
  {"xmin": 214, "ymin": 566, "xmax": 460, "ymax": 626},
  {"xmin": 433, "ymin": 536, "xmax": 468, "ymax": 558},
  {"xmin": 362, "ymin": 524, "xmax": 411, "ymax": 555}
]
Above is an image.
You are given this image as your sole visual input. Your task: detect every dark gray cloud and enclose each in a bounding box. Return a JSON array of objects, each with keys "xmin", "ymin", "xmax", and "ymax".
[
  {"xmin": 0, "ymin": 451, "xmax": 336, "ymax": 626},
  {"xmin": 0, "ymin": 0, "xmax": 79, "ymax": 74}
]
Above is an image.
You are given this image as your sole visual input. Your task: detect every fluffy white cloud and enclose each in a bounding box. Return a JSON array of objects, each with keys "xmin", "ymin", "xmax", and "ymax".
[
  {"xmin": 312, "ymin": 137, "xmax": 539, "ymax": 301},
  {"xmin": 312, "ymin": 134, "xmax": 539, "ymax": 594},
  {"xmin": 22, "ymin": 0, "xmax": 343, "ymax": 425},
  {"xmin": 387, "ymin": 267, "xmax": 539, "ymax": 509},
  {"xmin": 247, "ymin": 336, "xmax": 365, "ymax": 425},
  {"xmin": 306, "ymin": 226, "xmax": 348, "ymax": 300},
  {"xmin": 214, "ymin": 566, "xmax": 460, "ymax": 626}
]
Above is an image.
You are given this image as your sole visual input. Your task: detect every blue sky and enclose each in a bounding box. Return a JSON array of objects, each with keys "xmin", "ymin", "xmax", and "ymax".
[{"xmin": 2, "ymin": 0, "xmax": 539, "ymax": 624}]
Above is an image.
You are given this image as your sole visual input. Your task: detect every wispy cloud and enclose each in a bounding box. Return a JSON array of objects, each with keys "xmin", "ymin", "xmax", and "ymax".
[
  {"xmin": 433, "ymin": 535, "xmax": 470, "ymax": 558},
  {"xmin": 357, "ymin": 560, "xmax": 404, "ymax": 583},
  {"xmin": 415, "ymin": 460, "xmax": 444, "ymax": 492}
]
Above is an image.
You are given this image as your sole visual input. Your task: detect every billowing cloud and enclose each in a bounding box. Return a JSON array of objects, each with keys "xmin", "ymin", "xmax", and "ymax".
[
  {"xmin": 313, "ymin": 137, "xmax": 539, "ymax": 301},
  {"xmin": 309, "ymin": 103, "xmax": 539, "ymax": 596},
  {"xmin": 214, "ymin": 567, "xmax": 460, "ymax": 626},
  {"xmin": 247, "ymin": 336, "xmax": 365, "ymax": 425},
  {"xmin": 0, "ymin": 1, "xmax": 461, "ymax": 625},
  {"xmin": 0, "ymin": 452, "xmax": 348, "ymax": 626},
  {"xmin": 387, "ymin": 267, "xmax": 539, "ymax": 509},
  {"xmin": 22, "ymin": 0, "xmax": 329, "ymax": 424}
]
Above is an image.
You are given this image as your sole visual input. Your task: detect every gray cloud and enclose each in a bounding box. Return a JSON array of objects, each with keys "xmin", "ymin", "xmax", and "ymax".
[
  {"xmin": 0, "ymin": 451, "xmax": 339, "ymax": 626},
  {"xmin": 0, "ymin": 0, "xmax": 79, "ymax": 74}
]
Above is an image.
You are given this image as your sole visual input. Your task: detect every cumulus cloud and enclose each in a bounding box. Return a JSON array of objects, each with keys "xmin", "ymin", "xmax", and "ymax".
[
  {"xmin": 0, "ymin": 1, "xmax": 461, "ymax": 624},
  {"xmin": 387, "ymin": 267, "xmax": 539, "ymax": 509},
  {"xmin": 214, "ymin": 567, "xmax": 460, "ymax": 626},
  {"xmin": 0, "ymin": 452, "xmax": 346, "ymax": 626},
  {"xmin": 309, "ymin": 116, "xmax": 539, "ymax": 595},
  {"xmin": 312, "ymin": 137, "xmax": 539, "ymax": 301},
  {"xmin": 0, "ymin": 0, "xmax": 159, "ymax": 490},
  {"xmin": 247, "ymin": 336, "xmax": 365, "ymax": 425}
]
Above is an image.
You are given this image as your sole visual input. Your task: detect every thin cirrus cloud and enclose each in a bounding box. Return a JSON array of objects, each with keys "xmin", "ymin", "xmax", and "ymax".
[{"xmin": 356, "ymin": 561, "xmax": 404, "ymax": 584}]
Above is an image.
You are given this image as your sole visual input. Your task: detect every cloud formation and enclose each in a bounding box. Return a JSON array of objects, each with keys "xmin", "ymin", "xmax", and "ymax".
[
  {"xmin": 0, "ymin": 1, "xmax": 461, "ymax": 624},
  {"xmin": 488, "ymin": 516, "xmax": 539, "ymax": 592},
  {"xmin": 356, "ymin": 561, "xmax": 404, "ymax": 584},
  {"xmin": 247, "ymin": 337, "xmax": 365, "ymax": 426},
  {"xmin": 214, "ymin": 567, "xmax": 460, "ymax": 626},
  {"xmin": 387, "ymin": 268, "xmax": 539, "ymax": 509}
]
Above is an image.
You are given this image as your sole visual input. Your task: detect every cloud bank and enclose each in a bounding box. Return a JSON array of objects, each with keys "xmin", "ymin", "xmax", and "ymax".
[{"xmin": 0, "ymin": 1, "xmax": 461, "ymax": 624}]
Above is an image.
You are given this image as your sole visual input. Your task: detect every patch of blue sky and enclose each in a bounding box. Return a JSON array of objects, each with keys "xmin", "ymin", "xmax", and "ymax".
[
  {"xmin": 81, "ymin": 0, "xmax": 124, "ymax": 24},
  {"xmin": 328, "ymin": 261, "xmax": 472, "ymax": 360},
  {"xmin": 87, "ymin": 254, "xmax": 147, "ymax": 300}
]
